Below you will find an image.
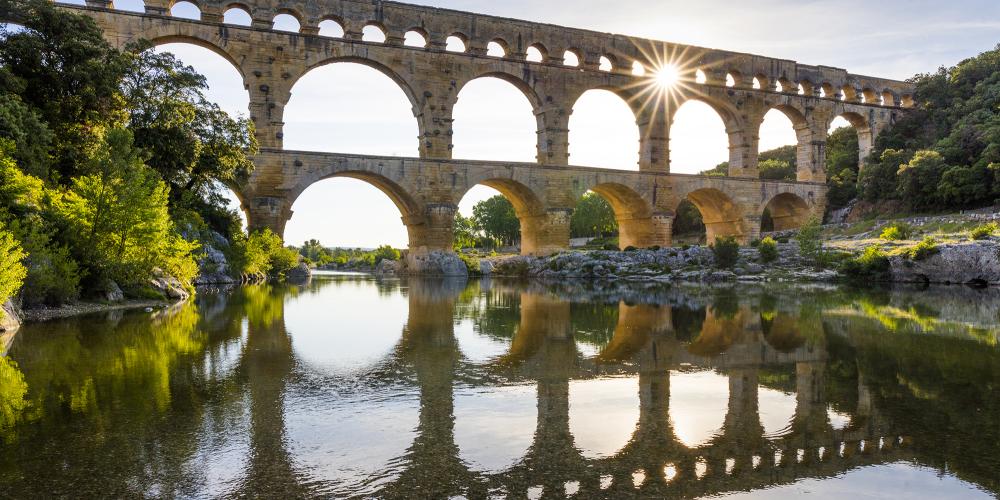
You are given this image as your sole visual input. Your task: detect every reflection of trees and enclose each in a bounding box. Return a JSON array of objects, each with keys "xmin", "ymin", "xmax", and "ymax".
[
  {"xmin": 569, "ymin": 302, "xmax": 619, "ymax": 347},
  {"xmin": 0, "ymin": 356, "xmax": 27, "ymax": 434},
  {"xmin": 829, "ymin": 322, "xmax": 1000, "ymax": 494}
]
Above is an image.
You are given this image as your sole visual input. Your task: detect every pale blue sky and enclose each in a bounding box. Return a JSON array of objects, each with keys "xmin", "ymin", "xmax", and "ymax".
[{"xmin": 43, "ymin": 0, "xmax": 1000, "ymax": 247}]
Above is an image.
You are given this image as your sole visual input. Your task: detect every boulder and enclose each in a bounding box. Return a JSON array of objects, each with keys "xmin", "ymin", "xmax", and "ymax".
[
  {"xmin": 149, "ymin": 269, "xmax": 191, "ymax": 301},
  {"xmin": 194, "ymin": 234, "xmax": 237, "ymax": 285},
  {"xmin": 406, "ymin": 251, "xmax": 469, "ymax": 277},
  {"xmin": 374, "ymin": 259, "xmax": 404, "ymax": 276},
  {"xmin": 286, "ymin": 263, "xmax": 312, "ymax": 284},
  {"xmin": 891, "ymin": 241, "xmax": 1000, "ymax": 286},
  {"xmin": 100, "ymin": 281, "xmax": 124, "ymax": 302}
]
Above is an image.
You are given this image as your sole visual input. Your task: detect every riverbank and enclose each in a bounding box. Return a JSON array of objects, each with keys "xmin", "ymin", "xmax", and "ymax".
[{"xmin": 20, "ymin": 299, "xmax": 175, "ymax": 323}]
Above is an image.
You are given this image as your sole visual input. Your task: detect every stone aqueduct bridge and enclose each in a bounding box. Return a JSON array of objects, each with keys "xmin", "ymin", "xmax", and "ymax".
[{"xmin": 47, "ymin": 0, "xmax": 913, "ymax": 257}]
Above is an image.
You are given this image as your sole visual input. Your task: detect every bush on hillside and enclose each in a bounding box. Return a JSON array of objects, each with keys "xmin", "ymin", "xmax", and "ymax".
[
  {"xmin": 758, "ymin": 236, "xmax": 779, "ymax": 263},
  {"xmin": 712, "ymin": 237, "xmax": 740, "ymax": 269}
]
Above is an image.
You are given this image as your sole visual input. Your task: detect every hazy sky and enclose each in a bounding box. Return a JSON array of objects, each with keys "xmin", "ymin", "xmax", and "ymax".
[{"xmin": 44, "ymin": 0, "xmax": 1000, "ymax": 247}]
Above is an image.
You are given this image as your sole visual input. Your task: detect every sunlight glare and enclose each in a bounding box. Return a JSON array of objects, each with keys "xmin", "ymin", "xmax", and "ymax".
[{"xmin": 656, "ymin": 64, "xmax": 680, "ymax": 88}]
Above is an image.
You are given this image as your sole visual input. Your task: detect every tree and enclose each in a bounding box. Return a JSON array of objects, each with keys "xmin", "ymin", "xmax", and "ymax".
[
  {"xmin": 571, "ymin": 192, "xmax": 618, "ymax": 238},
  {"xmin": 797, "ymin": 215, "xmax": 824, "ymax": 261},
  {"xmin": 859, "ymin": 149, "xmax": 910, "ymax": 202},
  {"xmin": 472, "ymin": 195, "xmax": 520, "ymax": 247},
  {"xmin": 299, "ymin": 239, "xmax": 333, "ymax": 266},
  {"xmin": 0, "ymin": 0, "xmax": 128, "ymax": 182},
  {"xmin": 0, "ymin": 222, "xmax": 27, "ymax": 310},
  {"xmin": 120, "ymin": 43, "xmax": 257, "ymax": 235},
  {"xmin": 55, "ymin": 129, "xmax": 198, "ymax": 286},
  {"xmin": 759, "ymin": 159, "xmax": 796, "ymax": 181},
  {"xmin": 896, "ymin": 150, "xmax": 948, "ymax": 210},
  {"xmin": 825, "ymin": 127, "xmax": 861, "ymax": 208},
  {"xmin": 453, "ymin": 213, "xmax": 480, "ymax": 250}
]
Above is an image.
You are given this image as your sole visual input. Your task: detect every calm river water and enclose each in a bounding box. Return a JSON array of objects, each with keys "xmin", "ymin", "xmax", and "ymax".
[{"xmin": 1, "ymin": 273, "xmax": 999, "ymax": 499}]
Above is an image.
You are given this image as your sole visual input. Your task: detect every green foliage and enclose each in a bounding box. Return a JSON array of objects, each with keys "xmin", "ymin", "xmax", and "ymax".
[
  {"xmin": 797, "ymin": 215, "xmax": 824, "ymax": 260},
  {"xmin": 825, "ymin": 127, "xmax": 861, "ymax": 208},
  {"xmin": 0, "ymin": 93, "xmax": 52, "ymax": 176},
  {"xmin": 672, "ymin": 200, "xmax": 705, "ymax": 236},
  {"xmin": 369, "ymin": 245, "xmax": 401, "ymax": 265},
  {"xmin": 758, "ymin": 158, "xmax": 796, "ymax": 181},
  {"xmin": 298, "ymin": 239, "xmax": 333, "ymax": 266},
  {"xmin": 230, "ymin": 228, "xmax": 283, "ymax": 278},
  {"xmin": 840, "ymin": 245, "xmax": 891, "ymax": 281},
  {"xmin": 458, "ymin": 253, "xmax": 482, "ymax": 276},
  {"xmin": 859, "ymin": 45, "xmax": 1000, "ymax": 212},
  {"xmin": 121, "ymin": 43, "xmax": 257, "ymax": 233},
  {"xmin": 0, "ymin": 223, "xmax": 27, "ymax": 309},
  {"xmin": 906, "ymin": 237, "xmax": 940, "ymax": 261},
  {"xmin": 54, "ymin": 129, "xmax": 198, "ymax": 287},
  {"xmin": 453, "ymin": 213, "xmax": 480, "ymax": 250},
  {"xmin": 758, "ymin": 236, "xmax": 779, "ymax": 263},
  {"xmin": 4, "ymin": 218, "xmax": 80, "ymax": 307},
  {"xmin": 268, "ymin": 246, "xmax": 300, "ymax": 277},
  {"xmin": 0, "ymin": 0, "xmax": 128, "ymax": 182},
  {"xmin": 970, "ymin": 222, "xmax": 998, "ymax": 240},
  {"xmin": 571, "ymin": 192, "xmax": 618, "ymax": 238},
  {"xmin": 472, "ymin": 195, "xmax": 520, "ymax": 247},
  {"xmin": 880, "ymin": 222, "xmax": 913, "ymax": 241},
  {"xmin": 711, "ymin": 237, "xmax": 740, "ymax": 269}
]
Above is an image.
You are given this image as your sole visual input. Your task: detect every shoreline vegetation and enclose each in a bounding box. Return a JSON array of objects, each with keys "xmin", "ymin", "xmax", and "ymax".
[{"xmin": 5, "ymin": 3, "xmax": 1000, "ymax": 329}]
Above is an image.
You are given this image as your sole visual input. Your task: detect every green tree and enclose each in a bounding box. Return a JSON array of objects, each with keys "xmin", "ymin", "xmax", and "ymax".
[
  {"xmin": 453, "ymin": 213, "xmax": 480, "ymax": 250},
  {"xmin": 472, "ymin": 195, "xmax": 520, "ymax": 247},
  {"xmin": 859, "ymin": 149, "xmax": 910, "ymax": 202},
  {"xmin": 571, "ymin": 192, "xmax": 618, "ymax": 238},
  {"xmin": 55, "ymin": 129, "xmax": 198, "ymax": 286},
  {"xmin": 299, "ymin": 239, "xmax": 333, "ymax": 266},
  {"xmin": 797, "ymin": 215, "xmax": 824, "ymax": 261},
  {"xmin": 120, "ymin": 44, "xmax": 257, "ymax": 230},
  {"xmin": 896, "ymin": 150, "xmax": 948, "ymax": 210},
  {"xmin": 0, "ymin": 0, "xmax": 128, "ymax": 182},
  {"xmin": 0, "ymin": 222, "xmax": 27, "ymax": 310},
  {"xmin": 759, "ymin": 159, "xmax": 796, "ymax": 181},
  {"xmin": 825, "ymin": 126, "xmax": 861, "ymax": 208}
]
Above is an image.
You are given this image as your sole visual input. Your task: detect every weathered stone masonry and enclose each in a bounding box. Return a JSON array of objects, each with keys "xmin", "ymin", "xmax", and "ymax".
[{"xmin": 17, "ymin": 0, "xmax": 914, "ymax": 262}]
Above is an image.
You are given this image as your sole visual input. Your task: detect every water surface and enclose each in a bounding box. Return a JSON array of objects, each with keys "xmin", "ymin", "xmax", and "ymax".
[{"xmin": 1, "ymin": 274, "xmax": 998, "ymax": 498}]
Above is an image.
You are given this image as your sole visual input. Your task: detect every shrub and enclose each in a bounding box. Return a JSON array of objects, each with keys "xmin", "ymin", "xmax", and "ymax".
[
  {"xmin": 970, "ymin": 222, "xmax": 998, "ymax": 240},
  {"xmin": 458, "ymin": 253, "xmax": 481, "ymax": 276},
  {"xmin": 758, "ymin": 236, "xmax": 779, "ymax": 263},
  {"xmin": 840, "ymin": 245, "xmax": 891, "ymax": 281},
  {"xmin": 371, "ymin": 245, "xmax": 401, "ymax": 265},
  {"xmin": 880, "ymin": 222, "xmax": 913, "ymax": 241},
  {"xmin": 268, "ymin": 246, "xmax": 301, "ymax": 278},
  {"xmin": 0, "ymin": 225, "xmax": 27, "ymax": 311},
  {"xmin": 906, "ymin": 237, "xmax": 940, "ymax": 261},
  {"xmin": 624, "ymin": 246, "xmax": 638, "ymax": 252},
  {"xmin": 711, "ymin": 237, "xmax": 740, "ymax": 269},
  {"xmin": 797, "ymin": 215, "xmax": 824, "ymax": 260},
  {"xmin": 749, "ymin": 239, "xmax": 761, "ymax": 248}
]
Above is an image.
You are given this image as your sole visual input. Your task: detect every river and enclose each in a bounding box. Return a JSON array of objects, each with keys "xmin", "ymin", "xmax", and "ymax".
[{"xmin": 1, "ymin": 273, "xmax": 998, "ymax": 498}]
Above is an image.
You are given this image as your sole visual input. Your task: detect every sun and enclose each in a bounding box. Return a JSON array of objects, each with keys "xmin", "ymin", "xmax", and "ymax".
[{"xmin": 656, "ymin": 64, "xmax": 681, "ymax": 89}]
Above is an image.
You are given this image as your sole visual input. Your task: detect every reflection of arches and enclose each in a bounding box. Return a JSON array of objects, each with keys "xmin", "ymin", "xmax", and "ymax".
[
  {"xmin": 687, "ymin": 306, "xmax": 742, "ymax": 357},
  {"xmin": 762, "ymin": 192, "xmax": 811, "ymax": 232},
  {"xmin": 678, "ymin": 188, "xmax": 745, "ymax": 242},
  {"xmin": 762, "ymin": 313, "xmax": 806, "ymax": 353},
  {"xmin": 284, "ymin": 61, "xmax": 419, "ymax": 155},
  {"xmin": 568, "ymin": 89, "xmax": 639, "ymax": 169},
  {"xmin": 452, "ymin": 75, "xmax": 539, "ymax": 162}
]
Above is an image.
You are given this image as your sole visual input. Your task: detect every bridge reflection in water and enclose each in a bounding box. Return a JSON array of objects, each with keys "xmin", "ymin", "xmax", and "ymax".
[{"xmin": 3, "ymin": 276, "xmax": 998, "ymax": 498}]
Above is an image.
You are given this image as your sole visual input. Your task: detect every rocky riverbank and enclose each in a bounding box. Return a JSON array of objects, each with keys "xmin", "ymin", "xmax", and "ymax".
[{"xmin": 453, "ymin": 239, "xmax": 1000, "ymax": 287}]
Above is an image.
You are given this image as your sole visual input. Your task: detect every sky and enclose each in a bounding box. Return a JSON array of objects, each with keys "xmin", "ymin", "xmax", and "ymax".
[{"xmin": 35, "ymin": 0, "xmax": 1000, "ymax": 247}]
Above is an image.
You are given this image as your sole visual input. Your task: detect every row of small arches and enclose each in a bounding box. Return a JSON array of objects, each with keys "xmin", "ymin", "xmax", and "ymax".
[{"xmin": 99, "ymin": 0, "xmax": 913, "ymax": 107}]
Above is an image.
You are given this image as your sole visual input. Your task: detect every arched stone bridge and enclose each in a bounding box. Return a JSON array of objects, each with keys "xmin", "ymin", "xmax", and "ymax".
[{"xmin": 33, "ymin": 0, "xmax": 914, "ymax": 257}]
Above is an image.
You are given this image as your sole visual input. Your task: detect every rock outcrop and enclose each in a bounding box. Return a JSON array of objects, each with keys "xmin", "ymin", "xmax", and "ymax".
[
  {"xmin": 891, "ymin": 241, "xmax": 1000, "ymax": 286},
  {"xmin": 406, "ymin": 251, "xmax": 469, "ymax": 277},
  {"xmin": 285, "ymin": 263, "xmax": 312, "ymax": 284},
  {"xmin": 194, "ymin": 231, "xmax": 238, "ymax": 285},
  {"xmin": 149, "ymin": 270, "xmax": 191, "ymax": 301}
]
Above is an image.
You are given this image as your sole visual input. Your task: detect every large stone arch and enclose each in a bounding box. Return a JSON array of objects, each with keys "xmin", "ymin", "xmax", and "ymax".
[
  {"xmin": 830, "ymin": 110, "xmax": 874, "ymax": 167},
  {"xmin": 762, "ymin": 192, "xmax": 812, "ymax": 232},
  {"xmin": 669, "ymin": 94, "xmax": 748, "ymax": 177},
  {"xmin": 451, "ymin": 72, "xmax": 542, "ymax": 163},
  {"xmin": 758, "ymin": 102, "xmax": 820, "ymax": 182},
  {"xmin": 586, "ymin": 182, "xmax": 666, "ymax": 249},
  {"xmin": 566, "ymin": 87, "xmax": 642, "ymax": 170},
  {"xmin": 456, "ymin": 176, "xmax": 562, "ymax": 256},
  {"xmin": 674, "ymin": 187, "xmax": 747, "ymax": 243}
]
